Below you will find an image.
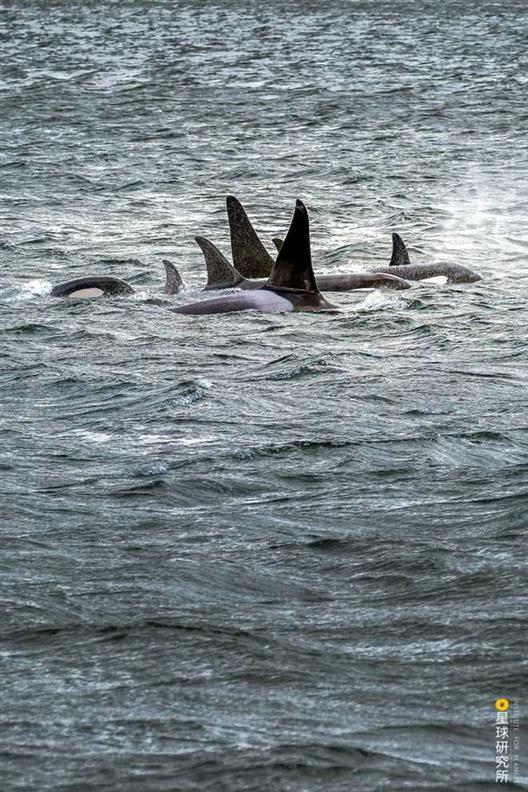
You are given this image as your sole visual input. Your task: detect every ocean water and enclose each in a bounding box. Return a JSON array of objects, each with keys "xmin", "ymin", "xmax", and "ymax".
[{"xmin": 1, "ymin": 1, "xmax": 527, "ymax": 790}]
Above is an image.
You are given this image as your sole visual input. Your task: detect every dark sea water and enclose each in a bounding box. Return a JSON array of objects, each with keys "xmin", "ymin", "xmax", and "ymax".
[{"xmin": 1, "ymin": 1, "xmax": 527, "ymax": 790}]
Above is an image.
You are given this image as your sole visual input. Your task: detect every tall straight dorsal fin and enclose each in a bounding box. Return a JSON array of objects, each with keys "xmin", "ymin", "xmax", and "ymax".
[
  {"xmin": 226, "ymin": 196, "xmax": 274, "ymax": 279},
  {"xmin": 163, "ymin": 260, "xmax": 184, "ymax": 294},
  {"xmin": 195, "ymin": 236, "xmax": 244, "ymax": 289},
  {"xmin": 266, "ymin": 200, "xmax": 318, "ymax": 293},
  {"xmin": 272, "ymin": 237, "xmax": 284, "ymax": 252},
  {"xmin": 390, "ymin": 232, "xmax": 411, "ymax": 266}
]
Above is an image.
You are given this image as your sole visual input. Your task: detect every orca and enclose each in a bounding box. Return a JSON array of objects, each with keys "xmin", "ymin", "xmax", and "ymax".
[
  {"xmin": 173, "ymin": 200, "xmax": 333, "ymax": 315},
  {"xmin": 369, "ymin": 233, "xmax": 482, "ymax": 283},
  {"xmin": 50, "ymin": 262, "xmax": 184, "ymax": 299}
]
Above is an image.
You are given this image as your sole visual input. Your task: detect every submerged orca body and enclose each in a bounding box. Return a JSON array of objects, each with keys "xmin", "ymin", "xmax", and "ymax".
[
  {"xmin": 173, "ymin": 289, "xmax": 299, "ymax": 315},
  {"xmin": 173, "ymin": 201, "xmax": 333, "ymax": 315},
  {"xmin": 51, "ymin": 262, "xmax": 184, "ymax": 299},
  {"xmin": 369, "ymin": 233, "xmax": 482, "ymax": 284},
  {"xmin": 316, "ymin": 272, "xmax": 411, "ymax": 291},
  {"xmin": 203, "ymin": 199, "xmax": 410, "ymax": 292}
]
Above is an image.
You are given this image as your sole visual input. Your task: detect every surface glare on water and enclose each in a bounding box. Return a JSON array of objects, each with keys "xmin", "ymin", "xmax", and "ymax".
[{"xmin": 1, "ymin": 1, "xmax": 527, "ymax": 790}]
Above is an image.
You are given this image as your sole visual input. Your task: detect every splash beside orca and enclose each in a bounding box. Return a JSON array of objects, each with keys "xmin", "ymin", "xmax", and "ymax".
[{"xmin": 173, "ymin": 200, "xmax": 333, "ymax": 315}]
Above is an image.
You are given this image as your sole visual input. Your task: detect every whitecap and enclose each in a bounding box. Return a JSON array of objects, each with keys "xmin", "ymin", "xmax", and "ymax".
[{"xmin": 356, "ymin": 291, "xmax": 407, "ymax": 312}]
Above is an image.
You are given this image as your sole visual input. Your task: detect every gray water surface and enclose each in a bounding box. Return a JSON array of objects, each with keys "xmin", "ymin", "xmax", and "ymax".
[{"xmin": 1, "ymin": 1, "xmax": 527, "ymax": 790}]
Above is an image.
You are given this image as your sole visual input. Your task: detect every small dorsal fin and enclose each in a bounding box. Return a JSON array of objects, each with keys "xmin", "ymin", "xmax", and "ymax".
[
  {"xmin": 266, "ymin": 200, "xmax": 318, "ymax": 293},
  {"xmin": 163, "ymin": 260, "xmax": 184, "ymax": 294},
  {"xmin": 390, "ymin": 232, "xmax": 411, "ymax": 266},
  {"xmin": 272, "ymin": 237, "xmax": 284, "ymax": 252},
  {"xmin": 226, "ymin": 196, "xmax": 274, "ymax": 279},
  {"xmin": 195, "ymin": 236, "xmax": 244, "ymax": 289}
]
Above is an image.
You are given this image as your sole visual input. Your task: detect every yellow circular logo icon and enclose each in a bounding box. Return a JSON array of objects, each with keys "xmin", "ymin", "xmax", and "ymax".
[{"xmin": 495, "ymin": 698, "xmax": 510, "ymax": 711}]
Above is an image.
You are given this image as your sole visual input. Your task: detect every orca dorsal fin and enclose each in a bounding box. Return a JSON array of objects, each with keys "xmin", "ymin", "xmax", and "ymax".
[
  {"xmin": 195, "ymin": 236, "xmax": 244, "ymax": 289},
  {"xmin": 163, "ymin": 260, "xmax": 184, "ymax": 294},
  {"xmin": 226, "ymin": 195, "xmax": 274, "ymax": 279},
  {"xmin": 266, "ymin": 200, "xmax": 318, "ymax": 294},
  {"xmin": 390, "ymin": 232, "xmax": 411, "ymax": 266},
  {"xmin": 272, "ymin": 237, "xmax": 284, "ymax": 252}
]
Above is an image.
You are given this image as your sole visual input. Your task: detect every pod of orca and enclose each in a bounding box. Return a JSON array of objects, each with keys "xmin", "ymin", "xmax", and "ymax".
[{"xmin": 47, "ymin": 196, "xmax": 482, "ymax": 313}]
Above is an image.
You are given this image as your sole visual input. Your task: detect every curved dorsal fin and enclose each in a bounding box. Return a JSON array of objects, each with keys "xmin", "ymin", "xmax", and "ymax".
[
  {"xmin": 163, "ymin": 260, "xmax": 184, "ymax": 294},
  {"xmin": 226, "ymin": 195, "xmax": 274, "ymax": 279},
  {"xmin": 266, "ymin": 200, "xmax": 318, "ymax": 293},
  {"xmin": 195, "ymin": 236, "xmax": 244, "ymax": 289},
  {"xmin": 390, "ymin": 232, "xmax": 411, "ymax": 266},
  {"xmin": 272, "ymin": 237, "xmax": 284, "ymax": 252}
]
